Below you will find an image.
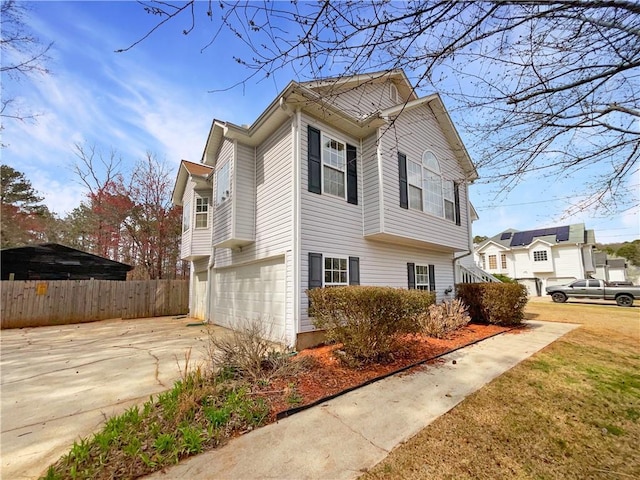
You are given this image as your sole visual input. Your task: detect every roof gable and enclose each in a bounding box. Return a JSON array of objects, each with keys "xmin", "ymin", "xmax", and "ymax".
[{"xmin": 172, "ymin": 160, "xmax": 213, "ymax": 205}]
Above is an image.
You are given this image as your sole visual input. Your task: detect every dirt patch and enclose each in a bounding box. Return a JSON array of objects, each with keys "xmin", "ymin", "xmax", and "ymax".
[{"xmin": 253, "ymin": 323, "xmax": 512, "ymax": 420}]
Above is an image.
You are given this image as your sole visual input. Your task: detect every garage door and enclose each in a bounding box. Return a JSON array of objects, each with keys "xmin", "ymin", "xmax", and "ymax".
[
  {"xmin": 193, "ymin": 270, "xmax": 208, "ymax": 320},
  {"xmin": 211, "ymin": 257, "xmax": 286, "ymax": 342}
]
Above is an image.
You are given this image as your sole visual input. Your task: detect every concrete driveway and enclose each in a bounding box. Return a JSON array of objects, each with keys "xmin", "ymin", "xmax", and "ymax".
[{"xmin": 1, "ymin": 316, "xmax": 214, "ymax": 480}]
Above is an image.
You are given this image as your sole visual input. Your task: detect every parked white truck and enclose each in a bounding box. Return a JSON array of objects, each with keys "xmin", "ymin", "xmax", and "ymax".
[{"xmin": 545, "ymin": 279, "xmax": 640, "ymax": 307}]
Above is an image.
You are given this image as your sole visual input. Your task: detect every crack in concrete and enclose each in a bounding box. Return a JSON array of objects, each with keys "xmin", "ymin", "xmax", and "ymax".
[{"xmin": 322, "ymin": 407, "xmax": 389, "ymax": 454}]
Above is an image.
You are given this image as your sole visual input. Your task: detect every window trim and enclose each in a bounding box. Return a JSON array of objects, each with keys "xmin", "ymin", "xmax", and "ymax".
[
  {"xmin": 401, "ymin": 150, "xmax": 459, "ymax": 223},
  {"xmin": 323, "ymin": 255, "xmax": 349, "ymax": 287},
  {"xmin": 533, "ymin": 250, "xmax": 548, "ymax": 262},
  {"xmin": 194, "ymin": 196, "xmax": 209, "ymax": 229},
  {"xmin": 321, "ymin": 134, "xmax": 347, "ymax": 199},
  {"xmin": 182, "ymin": 201, "xmax": 191, "ymax": 232},
  {"xmin": 215, "ymin": 161, "xmax": 231, "ymax": 206},
  {"xmin": 415, "ymin": 264, "xmax": 431, "ymax": 290}
]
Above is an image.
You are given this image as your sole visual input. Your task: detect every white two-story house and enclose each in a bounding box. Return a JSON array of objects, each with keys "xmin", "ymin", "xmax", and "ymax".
[
  {"xmin": 475, "ymin": 223, "xmax": 596, "ymax": 295},
  {"xmin": 173, "ymin": 70, "xmax": 479, "ymax": 348}
]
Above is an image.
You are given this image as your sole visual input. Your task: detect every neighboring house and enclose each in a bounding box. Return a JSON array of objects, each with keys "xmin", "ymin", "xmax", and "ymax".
[
  {"xmin": 0, "ymin": 243, "xmax": 132, "ymax": 281},
  {"xmin": 593, "ymin": 252, "xmax": 629, "ymax": 283},
  {"xmin": 173, "ymin": 70, "xmax": 479, "ymax": 348},
  {"xmin": 475, "ymin": 224, "xmax": 596, "ymax": 295}
]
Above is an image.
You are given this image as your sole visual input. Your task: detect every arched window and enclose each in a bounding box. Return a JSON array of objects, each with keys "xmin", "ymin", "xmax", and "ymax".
[{"xmin": 404, "ymin": 150, "xmax": 458, "ymax": 222}]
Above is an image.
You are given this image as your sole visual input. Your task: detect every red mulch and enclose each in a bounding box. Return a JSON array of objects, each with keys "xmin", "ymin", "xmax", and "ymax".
[{"xmin": 253, "ymin": 323, "xmax": 519, "ymax": 421}]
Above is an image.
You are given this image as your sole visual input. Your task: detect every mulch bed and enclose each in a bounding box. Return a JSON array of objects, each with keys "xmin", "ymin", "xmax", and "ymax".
[{"xmin": 253, "ymin": 323, "xmax": 519, "ymax": 421}]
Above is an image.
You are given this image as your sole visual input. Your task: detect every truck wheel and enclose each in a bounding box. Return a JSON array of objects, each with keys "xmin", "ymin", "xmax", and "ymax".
[
  {"xmin": 551, "ymin": 292, "xmax": 567, "ymax": 303},
  {"xmin": 616, "ymin": 294, "xmax": 634, "ymax": 307}
]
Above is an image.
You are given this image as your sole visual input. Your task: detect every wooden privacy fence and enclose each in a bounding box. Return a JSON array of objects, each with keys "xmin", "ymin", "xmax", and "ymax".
[{"xmin": 1, "ymin": 279, "xmax": 189, "ymax": 329}]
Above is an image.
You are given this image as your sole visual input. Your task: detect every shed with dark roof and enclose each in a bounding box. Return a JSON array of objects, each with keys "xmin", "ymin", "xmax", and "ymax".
[{"xmin": 1, "ymin": 244, "xmax": 132, "ymax": 281}]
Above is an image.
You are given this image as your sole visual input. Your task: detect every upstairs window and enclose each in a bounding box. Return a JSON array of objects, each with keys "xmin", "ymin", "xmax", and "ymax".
[
  {"xmin": 389, "ymin": 83, "xmax": 399, "ymax": 103},
  {"xmin": 399, "ymin": 150, "xmax": 460, "ymax": 224},
  {"xmin": 533, "ymin": 250, "xmax": 548, "ymax": 262},
  {"xmin": 216, "ymin": 162, "xmax": 230, "ymax": 205},
  {"xmin": 195, "ymin": 197, "xmax": 209, "ymax": 228},
  {"xmin": 182, "ymin": 202, "xmax": 190, "ymax": 232},
  {"xmin": 322, "ymin": 135, "xmax": 346, "ymax": 198}
]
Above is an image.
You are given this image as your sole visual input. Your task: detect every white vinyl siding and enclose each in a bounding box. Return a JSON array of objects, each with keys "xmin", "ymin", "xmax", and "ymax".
[
  {"xmin": 234, "ymin": 142, "xmax": 256, "ymax": 242},
  {"xmin": 311, "ymin": 80, "xmax": 399, "ymax": 118},
  {"xmin": 214, "ymin": 121, "xmax": 293, "ymax": 267},
  {"xmin": 378, "ymin": 103, "xmax": 469, "ymax": 251},
  {"xmin": 181, "ymin": 180, "xmax": 213, "ymax": 260},
  {"xmin": 361, "ymin": 133, "xmax": 381, "ymax": 235},
  {"xmin": 300, "ymin": 112, "xmax": 455, "ymax": 332}
]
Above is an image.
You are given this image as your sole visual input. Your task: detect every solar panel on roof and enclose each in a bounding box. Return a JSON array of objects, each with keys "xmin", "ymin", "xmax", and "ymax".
[
  {"xmin": 556, "ymin": 225, "xmax": 570, "ymax": 242},
  {"xmin": 510, "ymin": 232, "xmax": 526, "ymax": 246},
  {"xmin": 500, "ymin": 232, "xmax": 512, "ymax": 240}
]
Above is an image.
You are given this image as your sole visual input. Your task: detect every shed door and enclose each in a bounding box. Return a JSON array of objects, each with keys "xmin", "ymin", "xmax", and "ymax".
[{"xmin": 211, "ymin": 257, "xmax": 286, "ymax": 342}]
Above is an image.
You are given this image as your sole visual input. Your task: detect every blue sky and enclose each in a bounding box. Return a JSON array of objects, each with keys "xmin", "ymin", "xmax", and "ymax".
[{"xmin": 3, "ymin": 1, "xmax": 638, "ymax": 244}]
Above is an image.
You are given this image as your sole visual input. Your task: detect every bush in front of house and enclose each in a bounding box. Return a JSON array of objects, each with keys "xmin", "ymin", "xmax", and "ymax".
[
  {"xmin": 308, "ymin": 286, "xmax": 435, "ymax": 364},
  {"xmin": 456, "ymin": 282, "xmax": 528, "ymax": 325},
  {"xmin": 418, "ymin": 298, "xmax": 471, "ymax": 338}
]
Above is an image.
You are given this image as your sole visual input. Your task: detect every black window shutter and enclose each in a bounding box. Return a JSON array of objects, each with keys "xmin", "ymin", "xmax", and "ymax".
[
  {"xmin": 308, "ymin": 252, "xmax": 323, "ymax": 289},
  {"xmin": 349, "ymin": 256, "xmax": 360, "ymax": 285},
  {"xmin": 454, "ymin": 182, "xmax": 461, "ymax": 226},
  {"xmin": 407, "ymin": 262, "xmax": 415, "ymax": 289},
  {"xmin": 398, "ymin": 152, "xmax": 408, "ymax": 209},
  {"xmin": 428, "ymin": 264, "xmax": 436, "ymax": 292},
  {"xmin": 347, "ymin": 144, "xmax": 358, "ymax": 205},
  {"xmin": 308, "ymin": 126, "xmax": 321, "ymax": 194}
]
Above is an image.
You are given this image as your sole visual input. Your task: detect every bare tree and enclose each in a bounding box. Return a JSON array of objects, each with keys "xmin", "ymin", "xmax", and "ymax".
[
  {"xmin": 0, "ymin": 0, "xmax": 52, "ymax": 129},
  {"xmin": 121, "ymin": 1, "xmax": 640, "ymax": 213},
  {"xmin": 123, "ymin": 154, "xmax": 183, "ymax": 279}
]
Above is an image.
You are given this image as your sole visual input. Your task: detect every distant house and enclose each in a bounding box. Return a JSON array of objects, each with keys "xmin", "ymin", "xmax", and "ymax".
[
  {"xmin": 475, "ymin": 224, "xmax": 596, "ymax": 295},
  {"xmin": 593, "ymin": 252, "xmax": 629, "ymax": 283},
  {"xmin": 0, "ymin": 243, "xmax": 132, "ymax": 281}
]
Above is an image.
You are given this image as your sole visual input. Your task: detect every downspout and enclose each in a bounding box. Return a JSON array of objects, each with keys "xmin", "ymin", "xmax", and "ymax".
[{"xmin": 452, "ymin": 182, "xmax": 474, "ymax": 289}]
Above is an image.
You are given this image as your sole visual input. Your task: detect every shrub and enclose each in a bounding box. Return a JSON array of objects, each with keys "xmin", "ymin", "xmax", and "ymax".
[
  {"xmin": 308, "ymin": 286, "xmax": 435, "ymax": 364},
  {"xmin": 493, "ymin": 273, "xmax": 516, "ymax": 283},
  {"xmin": 418, "ymin": 299, "xmax": 471, "ymax": 338},
  {"xmin": 207, "ymin": 318, "xmax": 306, "ymax": 383},
  {"xmin": 456, "ymin": 282, "xmax": 528, "ymax": 325}
]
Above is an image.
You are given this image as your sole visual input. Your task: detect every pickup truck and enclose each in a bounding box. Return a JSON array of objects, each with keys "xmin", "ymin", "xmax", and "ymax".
[{"xmin": 545, "ymin": 279, "xmax": 640, "ymax": 307}]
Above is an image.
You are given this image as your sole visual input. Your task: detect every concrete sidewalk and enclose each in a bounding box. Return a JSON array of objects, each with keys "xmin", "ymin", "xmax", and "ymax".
[{"xmin": 147, "ymin": 320, "xmax": 578, "ymax": 480}]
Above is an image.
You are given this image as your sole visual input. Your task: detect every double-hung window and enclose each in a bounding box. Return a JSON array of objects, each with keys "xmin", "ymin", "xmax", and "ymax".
[
  {"xmin": 322, "ymin": 135, "xmax": 346, "ymax": 198},
  {"xmin": 407, "ymin": 262, "xmax": 436, "ymax": 292},
  {"xmin": 422, "ymin": 151, "xmax": 444, "ymax": 217},
  {"xmin": 216, "ymin": 162, "xmax": 230, "ymax": 205},
  {"xmin": 501, "ymin": 254, "xmax": 507, "ymax": 269},
  {"xmin": 324, "ymin": 256, "xmax": 348, "ymax": 286},
  {"xmin": 443, "ymin": 180, "xmax": 455, "ymax": 221},
  {"xmin": 488, "ymin": 255, "xmax": 497, "ymax": 270},
  {"xmin": 415, "ymin": 265, "xmax": 431, "ymax": 290},
  {"xmin": 407, "ymin": 160, "xmax": 423, "ymax": 210},
  {"xmin": 195, "ymin": 197, "xmax": 209, "ymax": 228}
]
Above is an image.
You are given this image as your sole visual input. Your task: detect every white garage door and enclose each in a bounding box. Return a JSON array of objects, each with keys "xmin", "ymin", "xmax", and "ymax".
[
  {"xmin": 212, "ymin": 257, "xmax": 286, "ymax": 342},
  {"xmin": 193, "ymin": 270, "xmax": 208, "ymax": 320}
]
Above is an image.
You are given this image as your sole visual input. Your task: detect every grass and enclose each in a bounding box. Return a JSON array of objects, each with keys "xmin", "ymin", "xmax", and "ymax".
[{"xmin": 361, "ymin": 300, "xmax": 640, "ymax": 479}]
